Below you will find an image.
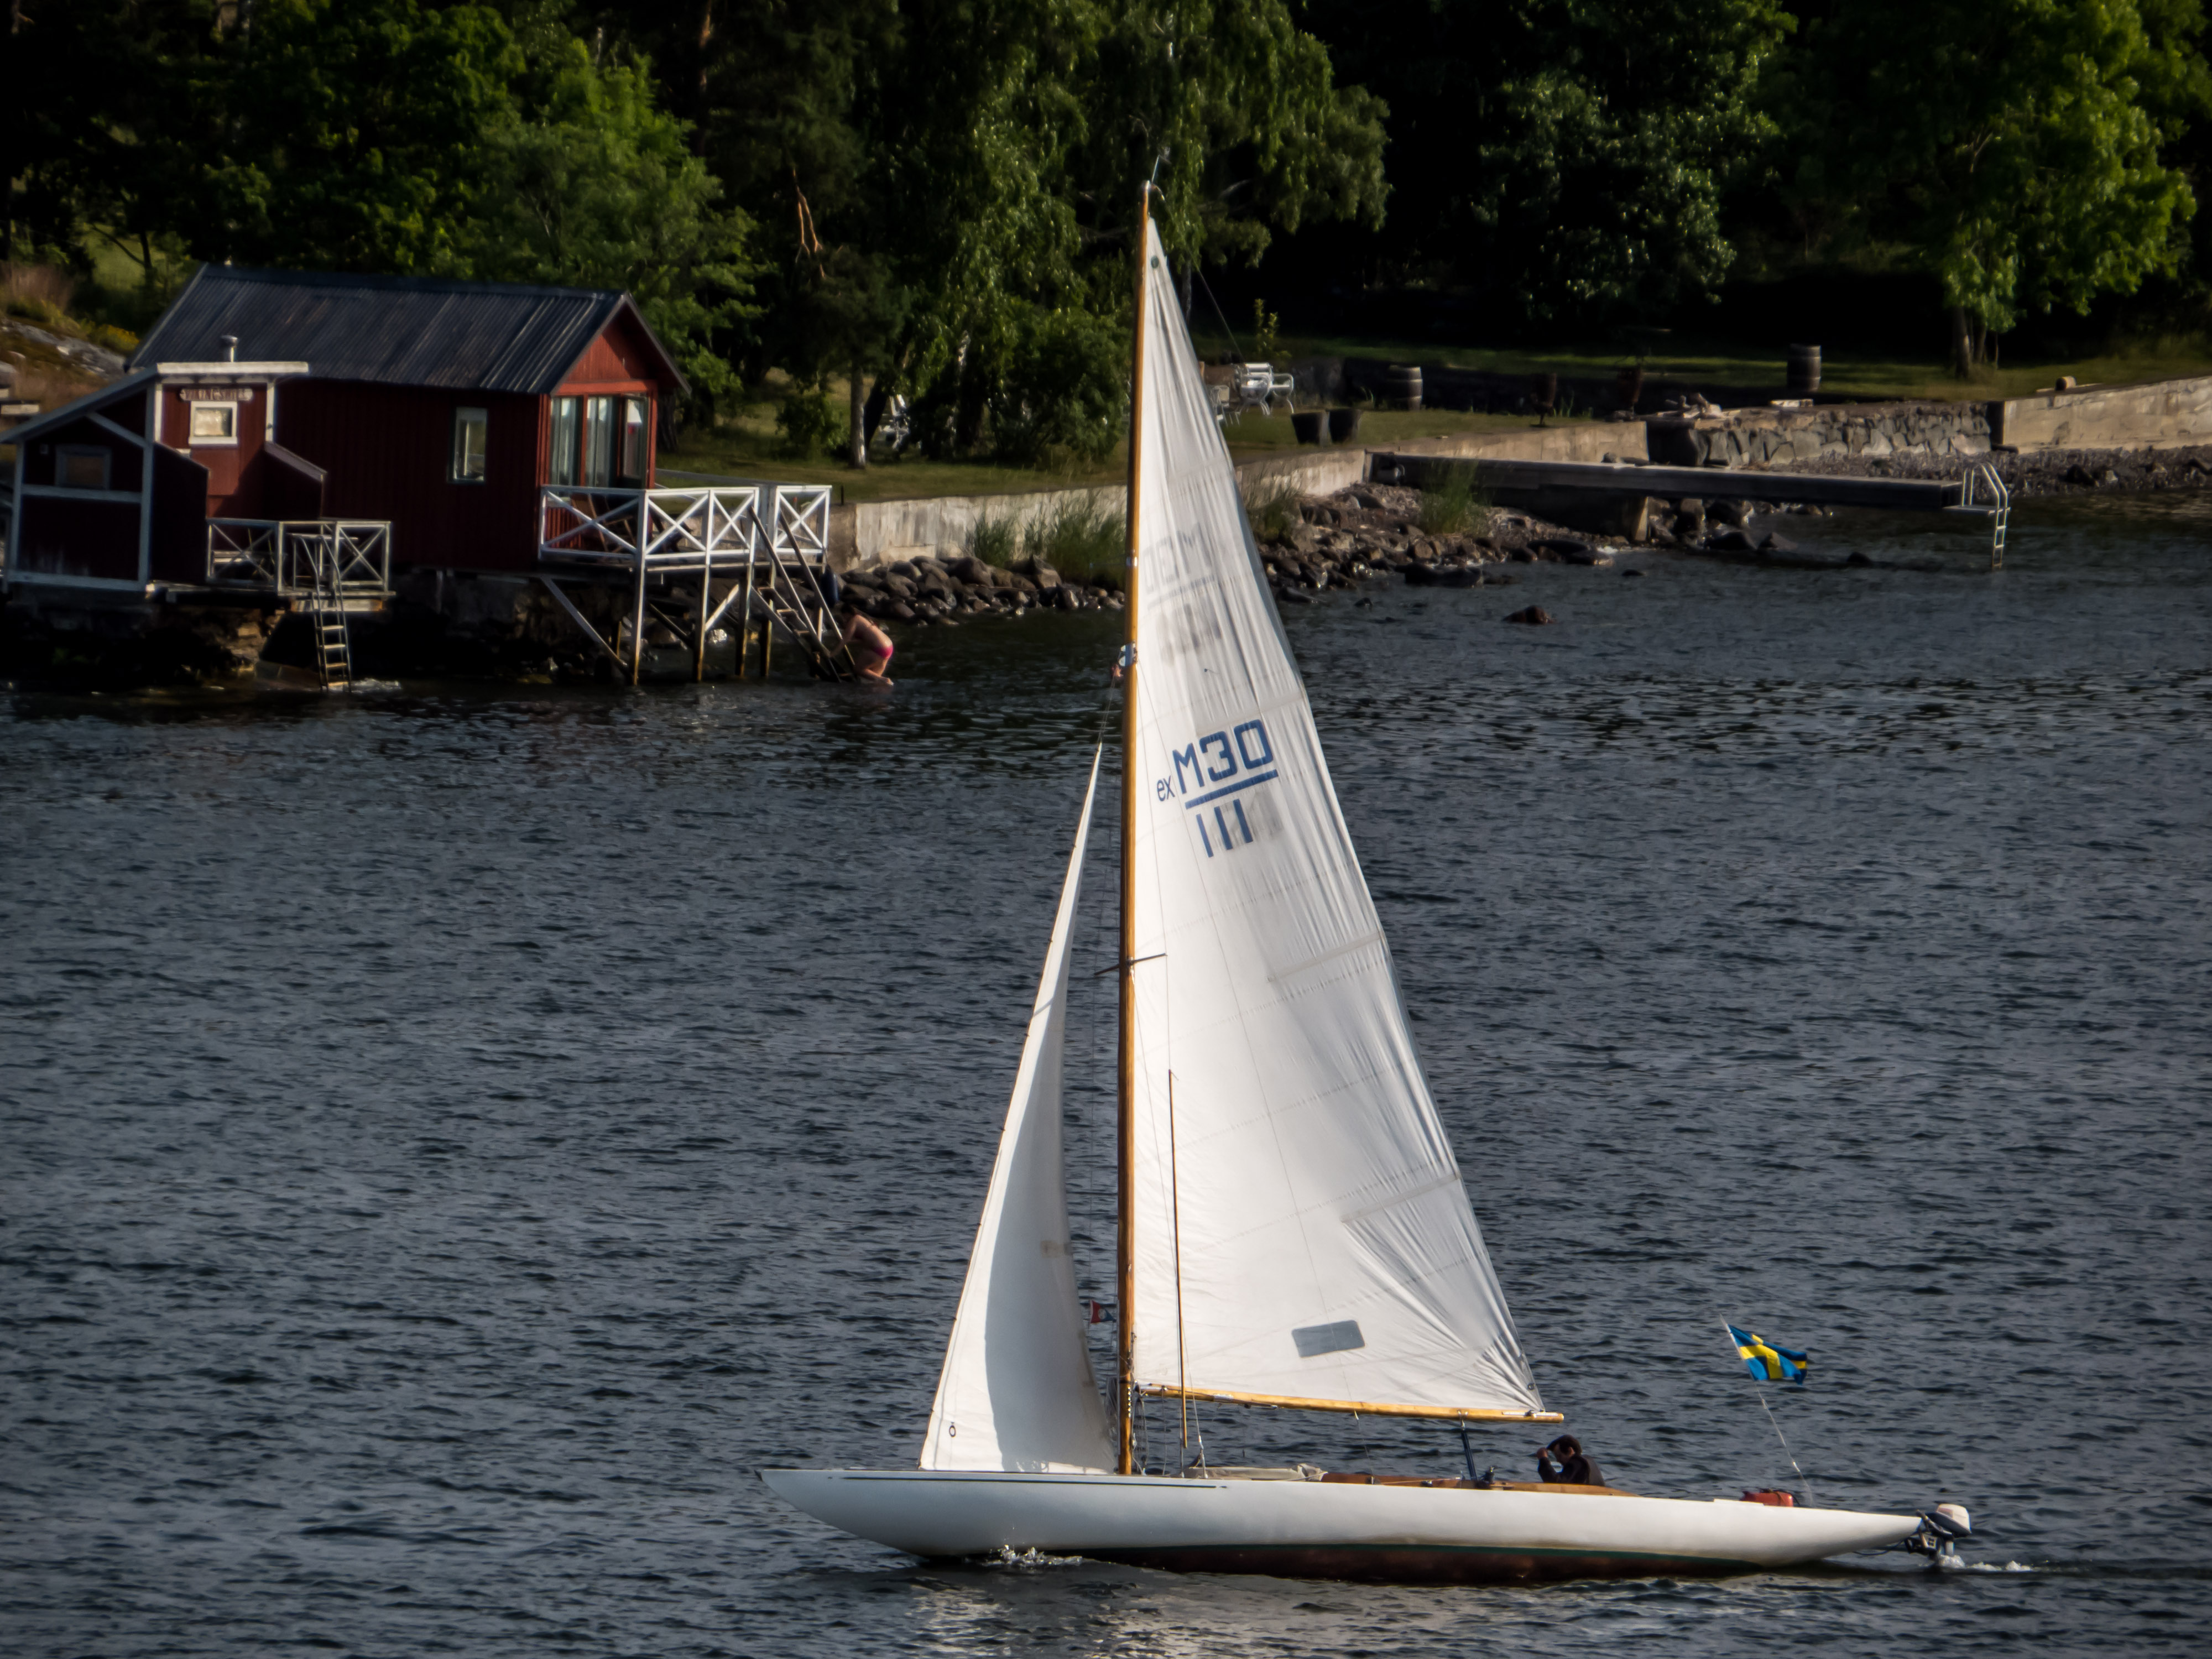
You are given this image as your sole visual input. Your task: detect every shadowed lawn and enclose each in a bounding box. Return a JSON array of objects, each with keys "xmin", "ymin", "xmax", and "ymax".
[
  {"xmin": 661, "ymin": 384, "xmax": 1582, "ymax": 503},
  {"xmin": 1194, "ymin": 327, "xmax": 2212, "ymax": 405}
]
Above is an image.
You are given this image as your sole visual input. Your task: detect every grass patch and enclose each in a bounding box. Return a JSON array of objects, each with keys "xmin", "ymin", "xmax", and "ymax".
[
  {"xmin": 1024, "ymin": 495, "xmax": 1124, "ymax": 582},
  {"xmin": 1190, "ymin": 325, "xmax": 2212, "ymax": 406},
  {"xmin": 1418, "ymin": 471, "xmax": 1486, "ymax": 535},
  {"xmin": 971, "ymin": 513, "xmax": 1019, "ymax": 567},
  {"xmin": 661, "ymin": 370, "xmax": 1126, "ymax": 504},
  {"xmin": 1244, "ymin": 478, "xmax": 1303, "ymax": 544}
]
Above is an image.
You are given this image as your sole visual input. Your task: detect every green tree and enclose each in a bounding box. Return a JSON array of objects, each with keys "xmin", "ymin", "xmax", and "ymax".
[
  {"xmin": 1779, "ymin": 0, "xmax": 2209, "ymax": 373},
  {"xmin": 1063, "ymin": 0, "xmax": 1389, "ymax": 276},
  {"xmin": 456, "ymin": 43, "xmax": 759, "ymax": 418},
  {"xmin": 581, "ymin": 0, "xmax": 905, "ymax": 458},
  {"xmin": 4, "ymin": 0, "xmax": 223, "ymax": 294},
  {"xmin": 594, "ymin": 0, "xmax": 1383, "ymax": 461},
  {"xmin": 201, "ymin": 0, "xmax": 521, "ymax": 274},
  {"xmin": 1302, "ymin": 0, "xmax": 1789, "ymax": 327}
]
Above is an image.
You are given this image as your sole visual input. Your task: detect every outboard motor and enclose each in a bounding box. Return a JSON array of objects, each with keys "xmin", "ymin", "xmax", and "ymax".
[{"xmin": 1906, "ymin": 1502, "xmax": 1973, "ymax": 1566}]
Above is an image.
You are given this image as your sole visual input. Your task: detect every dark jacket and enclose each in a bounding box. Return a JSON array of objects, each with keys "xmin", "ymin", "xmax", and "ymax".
[{"xmin": 1541, "ymin": 1451, "xmax": 1603, "ymax": 1486}]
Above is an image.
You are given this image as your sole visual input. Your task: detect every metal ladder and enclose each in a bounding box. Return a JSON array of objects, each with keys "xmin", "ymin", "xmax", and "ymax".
[
  {"xmin": 305, "ymin": 531, "xmax": 354, "ymax": 689},
  {"xmin": 1955, "ymin": 461, "xmax": 2012, "ymax": 569}
]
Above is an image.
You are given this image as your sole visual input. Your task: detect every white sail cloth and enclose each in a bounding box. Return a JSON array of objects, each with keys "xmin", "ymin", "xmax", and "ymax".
[
  {"xmin": 921, "ymin": 754, "xmax": 1116, "ymax": 1472},
  {"xmin": 1125, "ymin": 222, "xmax": 1543, "ymax": 1417}
]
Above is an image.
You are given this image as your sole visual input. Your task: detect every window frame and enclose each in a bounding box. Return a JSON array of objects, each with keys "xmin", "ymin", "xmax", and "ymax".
[
  {"xmin": 548, "ymin": 395, "xmax": 580, "ymax": 486},
  {"xmin": 56, "ymin": 445, "xmax": 114, "ymax": 491},
  {"xmin": 187, "ymin": 401, "xmax": 239, "ymax": 447},
  {"xmin": 582, "ymin": 395, "xmax": 616, "ymax": 487},
  {"xmin": 451, "ymin": 406, "xmax": 489, "ymax": 483},
  {"xmin": 616, "ymin": 395, "xmax": 650, "ymax": 486}
]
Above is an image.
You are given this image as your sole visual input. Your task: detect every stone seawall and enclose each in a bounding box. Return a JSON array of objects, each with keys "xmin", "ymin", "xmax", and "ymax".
[
  {"xmin": 1996, "ymin": 374, "xmax": 2212, "ymax": 450},
  {"xmin": 1647, "ymin": 401, "xmax": 1994, "ymax": 468}
]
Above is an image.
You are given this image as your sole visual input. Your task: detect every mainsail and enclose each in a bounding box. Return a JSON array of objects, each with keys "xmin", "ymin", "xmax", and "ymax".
[
  {"xmin": 1124, "ymin": 222, "xmax": 1545, "ymax": 1420},
  {"xmin": 921, "ymin": 753, "xmax": 1117, "ymax": 1472}
]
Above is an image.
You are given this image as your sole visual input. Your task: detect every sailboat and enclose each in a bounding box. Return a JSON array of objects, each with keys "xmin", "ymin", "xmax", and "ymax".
[{"xmin": 764, "ymin": 193, "xmax": 1928, "ymax": 1583}]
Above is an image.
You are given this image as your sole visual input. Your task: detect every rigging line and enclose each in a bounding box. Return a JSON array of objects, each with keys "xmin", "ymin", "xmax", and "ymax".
[
  {"xmin": 1192, "ymin": 265, "xmax": 1248, "ymax": 364},
  {"xmin": 1169, "ymin": 1071, "xmax": 1190, "ymax": 1451}
]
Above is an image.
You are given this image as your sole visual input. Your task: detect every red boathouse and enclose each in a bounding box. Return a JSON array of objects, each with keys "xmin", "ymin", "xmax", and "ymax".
[
  {"xmin": 128, "ymin": 264, "xmax": 690, "ymax": 572},
  {"xmin": 7, "ymin": 267, "xmax": 851, "ymax": 684}
]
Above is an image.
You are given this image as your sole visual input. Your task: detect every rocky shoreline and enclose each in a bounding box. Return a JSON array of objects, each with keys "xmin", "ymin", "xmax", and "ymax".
[
  {"xmin": 834, "ymin": 484, "xmax": 1632, "ymax": 624},
  {"xmin": 837, "ymin": 553, "xmax": 1126, "ymax": 622}
]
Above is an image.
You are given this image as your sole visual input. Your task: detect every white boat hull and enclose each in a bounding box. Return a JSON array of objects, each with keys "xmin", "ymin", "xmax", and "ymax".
[{"xmin": 763, "ymin": 1469, "xmax": 1920, "ymax": 1584}]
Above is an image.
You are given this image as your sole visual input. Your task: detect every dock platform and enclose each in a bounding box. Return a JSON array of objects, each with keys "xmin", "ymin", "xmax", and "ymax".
[{"xmin": 1371, "ymin": 453, "xmax": 2011, "ymax": 564}]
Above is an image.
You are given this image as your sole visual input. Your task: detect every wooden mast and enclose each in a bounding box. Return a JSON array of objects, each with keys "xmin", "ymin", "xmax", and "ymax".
[{"xmin": 1117, "ymin": 181, "xmax": 1151, "ymax": 1477}]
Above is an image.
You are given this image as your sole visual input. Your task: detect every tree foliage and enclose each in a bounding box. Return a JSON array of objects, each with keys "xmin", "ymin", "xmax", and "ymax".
[
  {"xmin": 13, "ymin": 0, "xmax": 2212, "ymax": 426},
  {"xmin": 208, "ymin": 0, "xmax": 522, "ymax": 275},
  {"xmin": 1776, "ymin": 0, "xmax": 2209, "ymax": 367},
  {"xmin": 456, "ymin": 43, "xmax": 758, "ymax": 411},
  {"xmin": 1301, "ymin": 0, "xmax": 1790, "ymax": 325}
]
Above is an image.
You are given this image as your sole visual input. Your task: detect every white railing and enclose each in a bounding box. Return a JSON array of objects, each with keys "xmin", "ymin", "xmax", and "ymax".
[
  {"xmin": 538, "ymin": 484, "xmax": 832, "ymax": 571},
  {"xmin": 207, "ymin": 519, "xmax": 393, "ymax": 594}
]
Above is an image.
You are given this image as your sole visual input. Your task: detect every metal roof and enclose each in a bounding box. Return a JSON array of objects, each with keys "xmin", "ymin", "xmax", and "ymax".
[{"xmin": 129, "ymin": 266, "xmax": 686, "ymax": 395}]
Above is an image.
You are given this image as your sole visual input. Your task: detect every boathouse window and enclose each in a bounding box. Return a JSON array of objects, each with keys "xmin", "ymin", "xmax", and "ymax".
[
  {"xmin": 58, "ymin": 446, "xmax": 113, "ymax": 490},
  {"xmin": 451, "ymin": 407, "xmax": 488, "ymax": 482},
  {"xmin": 617, "ymin": 396, "xmax": 648, "ymax": 484},
  {"xmin": 189, "ymin": 401, "xmax": 238, "ymax": 445},
  {"xmin": 549, "ymin": 396, "xmax": 580, "ymax": 485},
  {"xmin": 583, "ymin": 395, "xmax": 617, "ymax": 486}
]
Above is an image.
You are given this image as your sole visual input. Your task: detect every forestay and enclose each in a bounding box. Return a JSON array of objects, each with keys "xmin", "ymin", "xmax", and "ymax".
[
  {"xmin": 1125, "ymin": 222, "xmax": 1546, "ymax": 1419},
  {"xmin": 921, "ymin": 754, "xmax": 1116, "ymax": 1472}
]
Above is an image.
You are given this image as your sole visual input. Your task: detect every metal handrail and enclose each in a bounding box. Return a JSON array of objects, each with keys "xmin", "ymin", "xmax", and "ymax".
[{"xmin": 207, "ymin": 518, "xmax": 392, "ymax": 593}]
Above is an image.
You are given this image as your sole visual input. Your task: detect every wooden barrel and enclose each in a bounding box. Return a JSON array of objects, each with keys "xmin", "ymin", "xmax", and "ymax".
[
  {"xmin": 1290, "ymin": 410, "xmax": 1327, "ymax": 445},
  {"xmin": 1328, "ymin": 406, "xmax": 1363, "ymax": 444},
  {"xmin": 1381, "ymin": 364, "xmax": 1423, "ymax": 410},
  {"xmin": 1787, "ymin": 343, "xmax": 1821, "ymax": 395}
]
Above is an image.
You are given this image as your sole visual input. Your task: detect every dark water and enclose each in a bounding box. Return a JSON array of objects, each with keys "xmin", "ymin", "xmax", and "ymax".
[{"xmin": 4, "ymin": 495, "xmax": 2209, "ymax": 1656}]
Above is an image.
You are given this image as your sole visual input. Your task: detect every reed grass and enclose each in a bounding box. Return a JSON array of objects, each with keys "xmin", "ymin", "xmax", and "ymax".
[
  {"xmin": 969, "ymin": 512, "xmax": 1020, "ymax": 567},
  {"xmin": 1419, "ymin": 471, "xmax": 1487, "ymax": 535},
  {"xmin": 1243, "ymin": 479, "xmax": 1303, "ymax": 544},
  {"xmin": 1022, "ymin": 495, "xmax": 1124, "ymax": 582}
]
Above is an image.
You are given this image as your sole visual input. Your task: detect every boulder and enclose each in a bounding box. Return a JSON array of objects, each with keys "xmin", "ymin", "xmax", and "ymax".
[
  {"xmin": 948, "ymin": 555, "xmax": 995, "ymax": 586},
  {"xmin": 1504, "ymin": 606, "xmax": 1554, "ymax": 625},
  {"xmin": 1705, "ymin": 528, "xmax": 1757, "ymax": 553}
]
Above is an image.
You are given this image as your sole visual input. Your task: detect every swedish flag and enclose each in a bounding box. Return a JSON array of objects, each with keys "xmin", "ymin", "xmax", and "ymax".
[{"xmin": 1730, "ymin": 1324, "xmax": 1811, "ymax": 1384}]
